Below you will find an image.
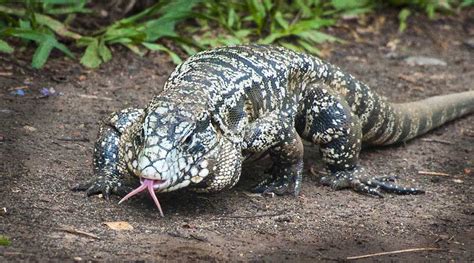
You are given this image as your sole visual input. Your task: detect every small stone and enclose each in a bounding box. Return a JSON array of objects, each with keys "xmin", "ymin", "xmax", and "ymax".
[
  {"xmin": 23, "ymin": 125, "xmax": 37, "ymax": 132},
  {"xmin": 73, "ymin": 256, "xmax": 82, "ymax": 261},
  {"xmin": 404, "ymin": 56, "xmax": 447, "ymax": 66},
  {"xmin": 464, "ymin": 38, "xmax": 474, "ymax": 49},
  {"xmin": 452, "ymin": 179, "xmax": 463, "ymax": 184}
]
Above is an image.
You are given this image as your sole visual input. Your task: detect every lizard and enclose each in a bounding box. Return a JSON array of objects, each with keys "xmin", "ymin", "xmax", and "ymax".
[{"xmin": 73, "ymin": 45, "xmax": 474, "ymax": 216}]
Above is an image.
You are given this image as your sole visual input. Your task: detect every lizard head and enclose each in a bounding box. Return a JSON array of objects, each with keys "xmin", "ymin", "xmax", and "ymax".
[{"xmin": 119, "ymin": 101, "xmax": 220, "ymax": 216}]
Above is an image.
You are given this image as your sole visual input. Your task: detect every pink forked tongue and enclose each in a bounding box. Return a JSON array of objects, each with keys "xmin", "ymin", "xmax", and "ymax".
[{"xmin": 118, "ymin": 179, "xmax": 164, "ymax": 217}]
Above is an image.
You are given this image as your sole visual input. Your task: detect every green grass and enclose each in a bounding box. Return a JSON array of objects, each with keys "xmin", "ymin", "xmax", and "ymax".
[{"xmin": 0, "ymin": 0, "xmax": 472, "ymax": 69}]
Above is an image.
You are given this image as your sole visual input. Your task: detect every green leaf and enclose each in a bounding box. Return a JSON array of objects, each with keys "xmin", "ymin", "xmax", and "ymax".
[
  {"xmin": 246, "ymin": 0, "xmax": 266, "ymax": 31},
  {"xmin": 8, "ymin": 29, "xmax": 74, "ymax": 67},
  {"xmin": 80, "ymin": 39, "xmax": 101, "ymax": 68},
  {"xmin": 19, "ymin": 19, "xmax": 31, "ymax": 30},
  {"xmin": 461, "ymin": 0, "xmax": 474, "ymax": 7},
  {"xmin": 279, "ymin": 42, "xmax": 302, "ymax": 52},
  {"xmin": 0, "ymin": 39, "xmax": 14, "ymax": 54},
  {"xmin": 260, "ymin": 32, "xmax": 286, "ymax": 44},
  {"xmin": 398, "ymin": 8, "xmax": 411, "ymax": 32},
  {"xmin": 124, "ymin": 43, "xmax": 145, "ymax": 56},
  {"xmin": 142, "ymin": 0, "xmax": 200, "ymax": 42},
  {"xmin": 42, "ymin": 0, "xmax": 82, "ymax": 4},
  {"xmin": 297, "ymin": 30, "xmax": 340, "ymax": 44},
  {"xmin": 0, "ymin": 235, "xmax": 11, "ymax": 246},
  {"xmin": 98, "ymin": 39, "xmax": 112, "ymax": 63},
  {"xmin": 227, "ymin": 8, "xmax": 237, "ymax": 28},
  {"xmin": 297, "ymin": 39, "xmax": 321, "ymax": 55},
  {"xmin": 53, "ymin": 41, "xmax": 74, "ymax": 58},
  {"xmin": 274, "ymin": 11, "xmax": 289, "ymax": 30},
  {"xmin": 288, "ymin": 18, "xmax": 335, "ymax": 34},
  {"xmin": 32, "ymin": 38, "xmax": 54, "ymax": 68},
  {"xmin": 104, "ymin": 27, "xmax": 146, "ymax": 43},
  {"xmin": 142, "ymin": 18, "xmax": 179, "ymax": 42},
  {"xmin": 34, "ymin": 13, "xmax": 82, "ymax": 40},
  {"xmin": 143, "ymin": 42, "xmax": 182, "ymax": 64},
  {"xmin": 180, "ymin": 43, "xmax": 197, "ymax": 56},
  {"xmin": 234, "ymin": 29, "xmax": 252, "ymax": 39},
  {"xmin": 9, "ymin": 29, "xmax": 46, "ymax": 42},
  {"xmin": 331, "ymin": 0, "xmax": 369, "ymax": 10}
]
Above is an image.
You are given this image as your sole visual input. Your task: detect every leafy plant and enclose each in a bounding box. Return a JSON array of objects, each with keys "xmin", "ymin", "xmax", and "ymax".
[
  {"xmin": 191, "ymin": 0, "xmax": 346, "ymax": 56},
  {"xmin": 0, "ymin": 0, "xmax": 197, "ymax": 68},
  {"xmin": 78, "ymin": 0, "xmax": 199, "ymax": 68},
  {"xmin": 0, "ymin": 0, "xmax": 83, "ymax": 68},
  {"xmin": 0, "ymin": 0, "xmax": 472, "ymax": 69}
]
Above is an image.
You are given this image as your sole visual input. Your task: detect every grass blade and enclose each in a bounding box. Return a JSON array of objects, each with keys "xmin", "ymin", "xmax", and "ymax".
[{"xmin": 32, "ymin": 38, "xmax": 54, "ymax": 68}]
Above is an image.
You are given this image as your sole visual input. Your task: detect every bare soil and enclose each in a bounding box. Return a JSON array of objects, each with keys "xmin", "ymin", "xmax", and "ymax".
[{"xmin": 1, "ymin": 10, "xmax": 473, "ymax": 262}]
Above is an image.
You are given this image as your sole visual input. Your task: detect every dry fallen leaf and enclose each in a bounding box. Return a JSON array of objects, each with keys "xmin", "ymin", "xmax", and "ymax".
[{"xmin": 103, "ymin": 221, "xmax": 133, "ymax": 231}]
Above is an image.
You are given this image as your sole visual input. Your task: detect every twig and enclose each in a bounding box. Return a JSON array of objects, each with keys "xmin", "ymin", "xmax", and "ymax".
[
  {"xmin": 0, "ymin": 71, "xmax": 13, "ymax": 76},
  {"xmin": 78, "ymin": 94, "xmax": 113, "ymax": 101},
  {"xmin": 189, "ymin": 233, "xmax": 208, "ymax": 242},
  {"xmin": 57, "ymin": 137, "xmax": 89, "ymax": 142},
  {"xmin": 346, "ymin": 247, "xmax": 442, "ymax": 260},
  {"xmin": 214, "ymin": 212, "xmax": 284, "ymax": 220},
  {"xmin": 418, "ymin": 171, "xmax": 451, "ymax": 177},
  {"xmin": 57, "ymin": 225, "xmax": 100, "ymax": 240},
  {"xmin": 421, "ymin": 138, "xmax": 454, "ymax": 145},
  {"xmin": 2, "ymin": 251, "xmax": 36, "ymax": 256}
]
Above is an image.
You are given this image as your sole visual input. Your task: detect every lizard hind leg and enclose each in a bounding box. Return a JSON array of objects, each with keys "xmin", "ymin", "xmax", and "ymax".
[{"xmin": 297, "ymin": 85, "xmax": 424, "ymax": 197}]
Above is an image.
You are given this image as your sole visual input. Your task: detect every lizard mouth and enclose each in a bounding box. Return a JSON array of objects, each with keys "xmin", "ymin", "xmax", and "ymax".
[{"xmin": 118, "ymin": 178, "xmax": 166, "ymax": 217}]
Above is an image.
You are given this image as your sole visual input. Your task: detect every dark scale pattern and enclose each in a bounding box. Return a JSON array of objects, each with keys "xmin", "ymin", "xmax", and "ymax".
[{"xmin": 75, "ymin": 44, "xmax": 474, "ymax": 206}]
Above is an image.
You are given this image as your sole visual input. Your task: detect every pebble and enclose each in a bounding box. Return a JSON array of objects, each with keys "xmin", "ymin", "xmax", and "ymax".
[
  {"xmin": 23, "ymin": 125, "xmax": 37, "ymax": 132},
  {"xmin": 464, "ymin": 37, "xmax": 474, "ymax": 49}
]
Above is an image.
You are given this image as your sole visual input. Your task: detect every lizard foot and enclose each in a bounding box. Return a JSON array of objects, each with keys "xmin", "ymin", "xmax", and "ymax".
[
  {"xmin": 253, "ymin": 161, "xmax": 303, "ymax": 196},
  {"xmin": 72, "ymin": 174, "xmax": 133, "ymax": 200},
  {"xmin": 321, "ymin": 167, "xmax": 425, "ymax": 197}
]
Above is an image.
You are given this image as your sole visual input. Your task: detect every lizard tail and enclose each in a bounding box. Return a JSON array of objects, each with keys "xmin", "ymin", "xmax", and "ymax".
[{"xmin": 363, "ymin": 90, "xmax": 474, "ymax": 146}]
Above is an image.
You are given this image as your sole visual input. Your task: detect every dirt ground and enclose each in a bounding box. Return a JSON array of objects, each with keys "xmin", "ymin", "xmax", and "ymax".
[{"xmin": 1, "ymin": 10, "xmax": 473, "ymax": 262}]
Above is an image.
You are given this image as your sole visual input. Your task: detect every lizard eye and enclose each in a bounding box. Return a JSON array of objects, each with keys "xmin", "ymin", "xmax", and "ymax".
[{"xmin": 183, "ymin": 134, "xmax": 193, "ymax": 144}]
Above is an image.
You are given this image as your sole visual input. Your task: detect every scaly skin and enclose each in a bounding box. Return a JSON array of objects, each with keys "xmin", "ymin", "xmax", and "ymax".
[{"xmin": 73, "ymin": 45, "xmax": 474, "ymax": 215}]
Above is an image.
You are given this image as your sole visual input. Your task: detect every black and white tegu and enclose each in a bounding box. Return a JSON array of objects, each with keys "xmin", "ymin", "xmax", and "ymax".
[{"xmin": 74, "ymin": 45, "xmax": 474, "ymax": 216}]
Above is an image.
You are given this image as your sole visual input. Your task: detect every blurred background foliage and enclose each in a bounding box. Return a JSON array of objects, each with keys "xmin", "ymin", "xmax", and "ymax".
[{"xmin": 0, "ymin": 0, "xmax": 472, "ymax": 69}]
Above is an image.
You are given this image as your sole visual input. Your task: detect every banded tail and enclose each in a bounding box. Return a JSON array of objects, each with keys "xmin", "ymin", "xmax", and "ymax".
[{"xmin": 363, "ymin": 90, "xmax": 474, "ymax": 146}]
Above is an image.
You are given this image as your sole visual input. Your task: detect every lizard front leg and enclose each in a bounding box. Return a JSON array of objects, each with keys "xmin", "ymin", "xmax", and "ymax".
[
  {"xmin": 253, "ymin": 128, "xmax": 304, "ymax": 196},
  {"xmin": 72, "ymin": 108, "xmax": 144, "ymax": 199},
  {"xmin": 297, "ymin": 85, "xmax": 424, "ymax": 197},
  {"xmin": 242, "ymin": 111, "xmax": 304, "ymax": 196}
]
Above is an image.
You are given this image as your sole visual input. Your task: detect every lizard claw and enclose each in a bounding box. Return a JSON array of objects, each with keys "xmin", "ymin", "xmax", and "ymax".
[
  {"xmin": 321, "ymin": 167, "xmax": 424, "ymax": 197},
  {"xmin": 72, "ymin": 175, "xmax": 130, "ymax": 199},
  {"xmin": 253, "ymin": 161, "xmax": 303, "ymax": 196}
]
